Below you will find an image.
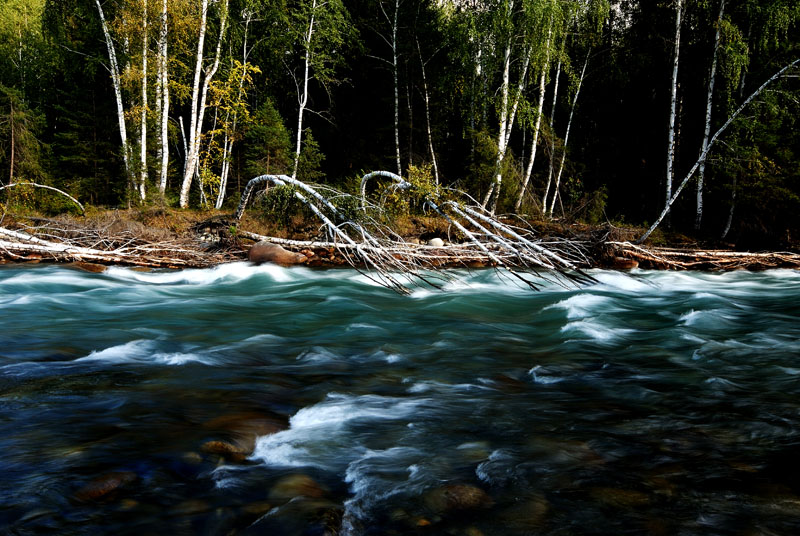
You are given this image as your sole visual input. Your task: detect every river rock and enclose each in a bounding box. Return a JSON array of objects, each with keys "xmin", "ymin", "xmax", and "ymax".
[
  {"xmin": 427, "ymin": 237, "xmax": 445, "ymax": 247},
  {"xmin": 424, "ymin": 484, "xmax": 493, "ymax": 514},
  {"xmin": 200, "ymin": 440, "xmax": 248, "ymax": 462},
  {"xmin": 269, "ymin": 474, "xmax": 327, "ymax": 501},
  {"xmin": 202, "ymin": 412, "xmax": 288, "ymax": 454},
  {"xmin": 74, "ymin": 262, "xmax": 107, "ymax": 273},
  {"xmin": 498, "ymin": 495, "xmax": 549, "ymax": 531},
  {"xmin": 611, "ymin": 256, "xmax": 639, "ymax": 269},
  {"xmin": 589, "ymin": 487, "xmax": 650, "ymax": 508},
  {"xmin": 72, "ymin": 471, "xmax": 137, "ymax": 502},
  {"xmin": 248, "ymin": 242, "xmax": 307, "ymax": 266}
]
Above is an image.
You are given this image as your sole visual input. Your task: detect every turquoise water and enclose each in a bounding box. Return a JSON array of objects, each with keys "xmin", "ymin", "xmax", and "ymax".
[{"xmin": 1, "ymin": 263, "xmax": 800, "ymax": 535}]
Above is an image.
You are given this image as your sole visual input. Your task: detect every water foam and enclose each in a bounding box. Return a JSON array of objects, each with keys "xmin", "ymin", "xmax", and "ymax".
[{"xmin": 250, "ymin": 393, "xmax": 430, "ymax": 470}]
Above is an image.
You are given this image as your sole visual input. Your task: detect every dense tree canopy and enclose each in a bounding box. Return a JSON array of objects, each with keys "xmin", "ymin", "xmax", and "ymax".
[{"xmin": 0, "ymin": 0, "xmax": 798, "ymax": 245}]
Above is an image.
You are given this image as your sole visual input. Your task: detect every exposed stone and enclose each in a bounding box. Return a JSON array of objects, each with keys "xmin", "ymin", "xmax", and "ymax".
[
  {"xmin": 424, "ymin": 484, "xmax": 493, "ymax": 514},
  {"xmin": 612, "ymin": 257, "xmax": 639, "ymax": 270},
  {"xmin": 200, "ymin": 440, "xmax": 248, "ymax": 462},
  {"xmin": 72, "ymin": 471, "xmax": 137, "ymax": 502},
  {"xmin": 248, "ymin": 242, "xmax": 307, "ymax": 266},
  {"xmin": 427, "ymin": 237, "xmax": 445, "ymax": 247},
  {"xmin": 269, "ymin": 474, "xmax": 327, "ymax": 501},
  {"xmin": 74, "ymin": 262, "xmax": 107, "ymax": 273},
  {"xmin": 202, "ymin": 412, "xmax": 287, "ymax": 454}
]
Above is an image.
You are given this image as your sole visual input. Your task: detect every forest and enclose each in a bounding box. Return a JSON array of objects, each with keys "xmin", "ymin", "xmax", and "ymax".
[{"xmin": 0, "ymin": 0, "xmax": 798, "ymax": 248}]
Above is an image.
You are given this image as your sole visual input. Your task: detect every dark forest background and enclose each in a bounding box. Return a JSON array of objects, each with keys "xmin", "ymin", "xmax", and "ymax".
[{"xmin": 1, "ymin": 0, "xmax": 798, "ymax": 247}]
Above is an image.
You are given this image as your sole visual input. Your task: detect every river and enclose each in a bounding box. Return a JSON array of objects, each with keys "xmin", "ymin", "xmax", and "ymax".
[{"xmin": 1, "ymin": 263, "xmax": 800, "ymax": 535}]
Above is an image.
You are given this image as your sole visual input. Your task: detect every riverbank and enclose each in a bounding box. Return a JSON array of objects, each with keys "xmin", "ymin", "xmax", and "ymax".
[{"xmin": 2, "ymin": 207, "xmax": 799, "ymax": 276}]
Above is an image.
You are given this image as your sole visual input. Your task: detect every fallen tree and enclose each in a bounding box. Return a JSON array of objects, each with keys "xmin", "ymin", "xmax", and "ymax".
[{"xmin": 233, "ymin": 172, "xmax": 595, "ymax": 292}]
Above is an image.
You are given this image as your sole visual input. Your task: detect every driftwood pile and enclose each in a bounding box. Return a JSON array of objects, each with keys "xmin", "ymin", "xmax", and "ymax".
[
  {"xmin": 0, "ymin": 218, "xmax": 241, "ymax": 269},
  {"xmin": 607, "ymin": 241, "xmax": 800, "ymax": 271},
  {"xmin": 2, "ymin": 172, "xmax": 799, "ymax": 292}
]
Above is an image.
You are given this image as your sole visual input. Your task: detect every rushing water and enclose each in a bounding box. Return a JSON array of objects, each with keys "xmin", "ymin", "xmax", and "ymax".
[{"xmin": 1, "ymin": 263, "xmax": 800, "ymax": 535}]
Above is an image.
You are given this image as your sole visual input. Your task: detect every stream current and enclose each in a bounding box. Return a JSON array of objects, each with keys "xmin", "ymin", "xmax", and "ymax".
[{"xmin": 1, "ymin": 263, "xmax": 800, "ymax": 535}]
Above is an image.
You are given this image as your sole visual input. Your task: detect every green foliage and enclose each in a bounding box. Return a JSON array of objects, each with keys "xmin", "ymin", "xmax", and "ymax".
[
  {"xmin": 295, "ymin": 130, "xmax": 325, "ymax": 182},
  {"xmin": 0, "ymin": 84, "xmax": 48, "ymax": 184},
  {"xmin": 256, "ymin": 183, "xmax": 308, "ymax": 228},
  {"xmin": 244, "ymin": 99, "xmax": 292, "ymax": 177}
]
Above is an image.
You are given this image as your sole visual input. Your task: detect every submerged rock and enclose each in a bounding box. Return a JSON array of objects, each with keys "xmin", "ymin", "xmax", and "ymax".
[
  {"xmin": 589, "ymin": 487, "xmax": 651, "ymax": 508},
  {"xmin": 72, "ymin": 471, "xmax": 137, "ymax": 503},
  {"xmin": 200, "ymin": 440, "xmax": 248, "ymax": 462},
  {"xmin": 248, "ymin": 242, "xmax": 307, "ymax": 266},
  {"xmin": 424, "ymin": 484, "xmax": 494, "ymax": 514}
]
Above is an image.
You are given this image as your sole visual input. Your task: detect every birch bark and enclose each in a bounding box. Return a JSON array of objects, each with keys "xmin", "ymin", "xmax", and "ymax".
[
  {"xmin": 95, "ymin": 0, "xmax": 133, "ymax": 191},
  {"xmin": 138, "ymin": 0, "xmax": 148, "ymax": 201},
  {"xmin": 179, "ymin": 0, "xmax": 209, "ymax": 207},
  {"xmin": 695, "ymin": 0, "xmax": 725, "ymax": 230},
  {"xmin": 636, "ymin": 58, "xmax": 799, "ymax": 244},
  {"xmin": 547, "ymin": 49, "xmax": 589, "ymax": 216},
  {"xmin": 516, "ymin": 17, "xmax": 554, "ymax": 213},
  {"xmin": 665, "ymin": 0, "xmax": 682, "ymax": 211},
  {"xmin": 155, "ymin": 0, "xmax": 169, "ymax": 194},
  {"xmin": 292, "ymin": 0, "xmax": 317, "ymax": 180},
  {"xmin": 179, "ymin": 0, "xmax": 228, "ymax": 207},
  {"xmin": 417, "ymin": 39, "xmax": 439, "ymax": 186}
]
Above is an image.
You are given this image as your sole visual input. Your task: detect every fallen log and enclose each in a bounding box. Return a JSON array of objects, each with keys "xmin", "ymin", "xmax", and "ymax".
[{"xmin": 607, "ymin": 241, "xmax": 800, "ymax": 271}]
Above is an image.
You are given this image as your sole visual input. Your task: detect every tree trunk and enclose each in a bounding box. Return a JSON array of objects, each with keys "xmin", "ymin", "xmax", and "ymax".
[
  {"xmin": 217, "ymin": 13, "xmax": 253, "ymax": 209},
  {"xmin": 482, "ymin": 36, "xmax": 512, "ymax": 210},
  {"xmin": 390, "ymin": 0, "xmax": 401, "ymax": 176},
  {"xmin": 636, "ymin": 58, "xmax": 799, "ymax": 244},
  {"xmin": 179, "ymin": 0, "xmax": 210, "ymax": 207},
  {"xmin": 156, "ymin": 0, "xmax": 169, "ymax": 195},
  {"xmin": 95, "ymin": 0, "xmax": 132, "ymax": 191},
  {"xmin": 8, "ymin": 100, "xmax": 14, "ymax": 184},
  {"xmin": 417, "ymin": 38, "xmax": 439, "ymax": 186},
  {"xmin": 516, "ymin": 18, "xmax": 554, "ymax": 214},
  {"xmin": 665, "ymin": 0, "xmax": 682, "ymax": 212},
  {"xmin": 139, "ymin": 0, "xmax": 149, "ymax": 201},
  {"xmin": 540, "ymin": 58, "xmax": 561, "ymax": 212},
  {"xmin": 695, "ymin": 0, "xmax": 725, "ymax": 230},
  {"xmin": 548, "ymin": 49, "xmax": 589, "ymax": 216},
  {"xmin": 292, "ymin": 0, "xmax": 317, "ymax": 180},
  {"xmin": 180, "ymin": 0, "xmax": 228, "ymax": 207}
]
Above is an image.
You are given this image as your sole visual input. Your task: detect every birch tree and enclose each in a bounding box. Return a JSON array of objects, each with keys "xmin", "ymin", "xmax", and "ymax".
[
  {"xmin": 154, "ymin": 0, "xmax": 168, "ymax": 194},
  {"xmin": 694, "ymin": 0, "xmax": 724, "ymax": 230},
  {"xmin": 287, "ymin": 0, "xmax": 355, "ymax": 181},
  {"xmin": 95, "ymin": 0, "xmax": 134, "ymax": 195},
  {"xmin": 178, "ymin": 0, "xmax": 229, "ymax": 208},
  {"xmin": 664, "ymin": 0, "xmax": 682, "ymax": 213}
]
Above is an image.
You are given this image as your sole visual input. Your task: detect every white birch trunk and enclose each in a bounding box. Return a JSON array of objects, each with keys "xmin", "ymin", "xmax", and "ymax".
[
  {"xmin": 179, "ymin": 0, "xmax": 210, "ymax": 207},
  {"xmin": 665, "ymin": 0, "xmax": 682, "ymax": 211},
  {"xmin": 539, "ymin": 58, "xmax": 561, "ymax": 213},
  {"xmin": 138, "ymin": 0, "xmax": 149, "ymax": 201},
  {"xmin": 217, "ymin": 14, "xmax": 253, "ymax": 210},
  {"xmin": 417, "ymin": 39, "xmax": 439, "ymax": 186},
  {"xmin": 292, "ymin": 0, "xmax": 317, "ymax": 180},
  {"xmin": 481, "ymin": 36, "xmax": 512, "ymax": 209},
  {"xmin": 156, "ymin": 0, "xmax": 169, "ymax": 194},
  {"xmin": 636, "ymin": 58, "xmax": 799, "ymax": 244},
  {"xmin": 95, "ymin": 0, "xmax": 132, "ymax": 190},
  {"xmin": 695, "ymin": 0, "xmax": 725, "ymax": 230},
  {"xmin": 516, "ymin": 18, "xmax": 554, "ymax": 213},
  {"xmin": 391, "ymin": 0, "xmax": 401, "ymax": 176},
  {"xmin": 547, "ymin": 50, "xmax": 589, "ymax": 216}
]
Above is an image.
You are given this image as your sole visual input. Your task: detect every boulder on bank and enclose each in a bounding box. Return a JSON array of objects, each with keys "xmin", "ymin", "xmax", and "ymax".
[{"xmin": 248, "ymin": 242, "xmax": 307, "ymax": 266}]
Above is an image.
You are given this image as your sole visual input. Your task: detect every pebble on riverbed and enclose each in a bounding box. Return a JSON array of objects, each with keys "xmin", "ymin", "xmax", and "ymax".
[
  {"xmin": 72, "ymin": 471, "xmax": 137, "ymax": 503},
  {"xmin": 423, "ymin": 484, "xmax": 494, "ymax": 514}
]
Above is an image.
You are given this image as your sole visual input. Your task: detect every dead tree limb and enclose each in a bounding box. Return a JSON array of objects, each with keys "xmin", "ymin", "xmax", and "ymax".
[{"xmin": 0, "ymin": 182, "xmax": 85, "ymax": 213}]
